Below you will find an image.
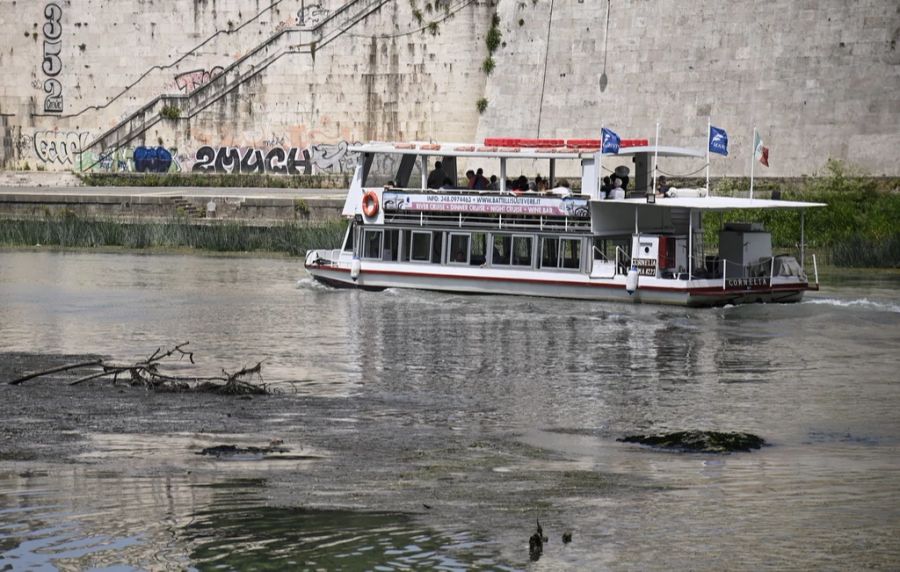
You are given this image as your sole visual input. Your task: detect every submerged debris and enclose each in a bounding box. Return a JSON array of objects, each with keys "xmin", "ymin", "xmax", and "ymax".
[
  {"xmin": 529, "ymin": 519, "xmax": 548, "ymax": 561},
  {"xmin": 198, "ymin": 444, "xmax": 289, "ymax": 457},
  {"xmin": 562, "ymin": 531, "xmax": 572, "ymax": 544},
  {"xmin": 617, "ymin": 430, "xmax": 766, "ymax": 453},
  {"xmin": 6, "ymin": 342, "xmax": 271, "ymax": 395}
]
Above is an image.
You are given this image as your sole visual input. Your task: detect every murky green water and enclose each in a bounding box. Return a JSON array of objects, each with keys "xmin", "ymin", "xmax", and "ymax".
[{"xmin": 1, "ymin": 251, "xmax": 899, "ymax": 570}]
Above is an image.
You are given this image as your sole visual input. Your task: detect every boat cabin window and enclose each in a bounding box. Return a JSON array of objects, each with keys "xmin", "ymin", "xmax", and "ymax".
[
  {"xmin": 561, "ymin": 238, "xmax": 581, "ymax": 269},
  {"xmin": 492, "ymin": 234, "xmax": 512, "ymax": 266},
  {"xmin": 470, "ymin": 232, "xmax": 487, "ymax": 265},
  {"xmin": 432, "ymin": 232, "xmax": 444, "ymax": 264},
  {"xmin": 541, "ymin": 236, "xmax": 581, "ymax": 270},
  {"xmin": 449, "ymin": 233, "xmax": 470, "ymax": 264},
  {"xmin": 541, "ymin": 237, "xmax": 560, "ymax": 268},
  {"xmin": 362, "ymin": 229, "xmax": 382, "ymax": 260},
  {"xmin": 512, "ymin": 236, "xmax": 533, "ymax": 266},
  {"xmin": 383, "ymin": 229, "xmax": 400, "ymax": 261},
  {"xmin": 343, "ymin": 222, "xmax": 356, "ymax": 252},
  {"xmin": 410, "ymin": 231, "xmax": 431, "ymax": 262}
]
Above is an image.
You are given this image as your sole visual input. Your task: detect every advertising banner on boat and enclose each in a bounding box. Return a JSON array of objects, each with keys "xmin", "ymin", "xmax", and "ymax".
[{"xmin": 382, "ymin": 191, "xmax": 590, "ymax": 218}]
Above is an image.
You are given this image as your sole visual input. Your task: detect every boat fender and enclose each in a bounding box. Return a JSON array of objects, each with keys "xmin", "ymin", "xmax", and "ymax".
[
  {"xmin": 362, "ymin": 190, "xmax": 379, "ymax": 218},
  {"xmin": 626, "ymin": 266, "xmax": 639, "ymax": 295},
  {"xmin": 350, "ymin": 257, "xmax": 361, "ymax": 281}
]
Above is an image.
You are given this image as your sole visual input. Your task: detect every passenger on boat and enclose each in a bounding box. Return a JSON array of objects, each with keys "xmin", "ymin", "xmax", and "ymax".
[
  {"xmin": 614, "ymin": 166, "xmax": 630, "ymax": 190},
  {"xmin": 656, "ymin": 175, "xmax": 670, "ymax": 197},
  {"xmin": 440, "ymin": 177, "xmax": 455, "ymax": 190},
  {"xmin": 600, "ymin": 176, "xmax": 612, "ymax": 197},
  {"xmin": 466, "ymin": 170, "xmax": 476, "ymax": 189},
  {"xmin": 474, "ymin": 168, "xmax": 489, "ymax": 190},
  {"xmin": 551, "ymin": 178, "xmax": 572, "ymax": 196},
  {"xmin": 607, "ymin": 178, "xmax": 625, "ymax": 199},
  {"xmin": 535, "ymin": 175, "xmax": 548, "ymax": 192},
  {"xmin": 489, "ymin": 175, "xmax": 499, "ymax": 190},
  {"xmin": 427, "ymin": 161, "xmax": 445, "ymax": 189}
]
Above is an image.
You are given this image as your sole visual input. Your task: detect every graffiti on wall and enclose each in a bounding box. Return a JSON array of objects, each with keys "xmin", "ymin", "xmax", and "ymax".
[
  {"xmin": 33, "ymin": 131, "xmax": 90, "ymax": 165},
  {"xmin": 191, "ymin": 146, "xmax": 312, "ymax": 175},
  {"xmin": 174, "ymin": 67, "xmax": 225, "ymax": 94},
  {"xmin": 296, "ymin": 4, "xmax": 331, "ymax": 27},
  {"xmin": 41, "ymin": 3, "xmax": 63, "ymax": 112}
]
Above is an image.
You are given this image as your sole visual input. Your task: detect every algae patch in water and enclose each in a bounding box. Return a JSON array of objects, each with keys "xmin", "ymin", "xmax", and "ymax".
[{"xmin": 618, "ymin": 430, "xmax": 766, "ymax": 453}]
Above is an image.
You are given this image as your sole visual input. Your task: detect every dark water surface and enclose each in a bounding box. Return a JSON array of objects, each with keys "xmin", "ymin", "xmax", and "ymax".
[{"xmin": 0, "ymin": 251, "xmax": 898, "ymax": 570}]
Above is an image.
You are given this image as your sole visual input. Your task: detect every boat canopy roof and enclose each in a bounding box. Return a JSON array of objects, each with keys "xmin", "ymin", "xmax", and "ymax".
[
  {"xmin": 606, "ymin": 196, "xmax": 826, "ymax": 210},
  {"xmin": 348, "ymin": 141, "xmax": 705, "ymax": 160}
]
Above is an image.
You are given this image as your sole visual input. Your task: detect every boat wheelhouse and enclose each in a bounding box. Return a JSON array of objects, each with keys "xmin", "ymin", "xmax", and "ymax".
[{"xmin": 305, "ymin": 140, "xmax": 825, "ymax": 307}]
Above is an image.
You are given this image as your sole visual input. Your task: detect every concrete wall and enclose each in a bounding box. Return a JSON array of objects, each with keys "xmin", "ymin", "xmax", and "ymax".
[
  {"xmin": 0, "ymin": 0, "xmax": 897, "ymax": 178},
  {"xmin": 479, "ymin": 0, "xmax": 900, "ymax": 177}
]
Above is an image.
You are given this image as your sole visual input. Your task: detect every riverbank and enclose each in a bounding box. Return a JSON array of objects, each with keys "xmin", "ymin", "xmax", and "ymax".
[{"xmin": 0, "ymin": 217, "xmax": 346, "ymax": 256}]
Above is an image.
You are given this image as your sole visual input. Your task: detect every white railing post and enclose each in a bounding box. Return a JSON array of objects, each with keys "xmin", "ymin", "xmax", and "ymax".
[
  {"xmin": 722, "ymin": 258, "xmax": 726, "ymax": 290},
  {"xmin": 769, "ymin": 256, "xmax": 775, "ymax": 287},
  {"xmin": 813, "ymin": 254, "xmax": 819, "ymax": 285}
]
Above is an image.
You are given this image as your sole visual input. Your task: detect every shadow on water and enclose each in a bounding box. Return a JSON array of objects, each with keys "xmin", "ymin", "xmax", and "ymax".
[
  {"xmin": 183, "ymin": 505, "xmax": 488, "ymax": 571},
  {"xmin": 0, "ymin": 472, "xmax": 498, "ymax": 571}
]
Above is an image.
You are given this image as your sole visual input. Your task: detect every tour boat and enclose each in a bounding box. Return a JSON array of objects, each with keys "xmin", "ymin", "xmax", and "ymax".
[{"xmin": 304, "ymin": 139, "xmax": 825, "ymax": 307}]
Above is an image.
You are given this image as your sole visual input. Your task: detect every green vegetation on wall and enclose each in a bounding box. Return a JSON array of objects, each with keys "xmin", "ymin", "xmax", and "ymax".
[{"xmin": 703, "ymin": 161, "xmax": 900, "ymax": 267}]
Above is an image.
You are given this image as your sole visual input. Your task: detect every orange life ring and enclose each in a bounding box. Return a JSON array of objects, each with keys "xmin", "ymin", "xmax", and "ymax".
[{"xmin": 362, "ymin": 190, "xmax": 379, "ymax": 218}]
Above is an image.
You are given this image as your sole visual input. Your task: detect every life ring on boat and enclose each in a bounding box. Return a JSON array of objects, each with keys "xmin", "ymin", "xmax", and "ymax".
[{"xmin": 362, "ymin": 190, "xmax": 379, "ymax": 218}]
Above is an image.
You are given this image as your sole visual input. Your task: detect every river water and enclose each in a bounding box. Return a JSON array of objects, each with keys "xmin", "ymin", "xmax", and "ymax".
[{"xmin": 0, "ymin": 251, "xmax": 898, "ymax": 570}]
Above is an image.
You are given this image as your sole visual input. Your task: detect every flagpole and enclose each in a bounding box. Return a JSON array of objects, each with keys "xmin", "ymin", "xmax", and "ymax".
[
  {"xmin": 749, "ymin": 126, "xmax": 756, "ymax": 200},
  {"xmin": 597, "ymin": 122, "xmax": 604, "ymax": 201},
  {"xmin": 706, "ymin": 117, "xmax": 711, "ymax": 196},
  {"xmin": 652, "ymin": 121, "xmax": 660, "ymax": 195}
]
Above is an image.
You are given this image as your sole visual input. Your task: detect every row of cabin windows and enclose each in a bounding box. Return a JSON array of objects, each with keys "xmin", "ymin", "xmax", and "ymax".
[{"xmin": 359, "ymin": 228, "xmax": 583, "ymax": 270}]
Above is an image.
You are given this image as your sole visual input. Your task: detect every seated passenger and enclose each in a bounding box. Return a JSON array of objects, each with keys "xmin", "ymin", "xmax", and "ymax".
[
  {"xmin": 427, "ymin": 161, "xmax": 445, "ymax": 189},
  {"xmin": 474, "ymin": 168, "xmax": 489, "ymax": 190},
  {"xmin": 550, "ymin": 178, "xmax": 572, "ymax": 196},
  {"xmin": 607, "ymin": 178, "xmax": 624, "ymax": 199},
  {"xmin": 440, "ymin": 177, "xmax": 455, "ymax": 189},
  {"xmin": 466, "ymin": 170, "xmax": 476, "ymax": 189},
  {"xmin": 489, "ymin": 175, "xmax": 499, "ymax": 190},
  {"xmin": 656, "ymin": 175, "xmax": 670, "ymax": 197}
]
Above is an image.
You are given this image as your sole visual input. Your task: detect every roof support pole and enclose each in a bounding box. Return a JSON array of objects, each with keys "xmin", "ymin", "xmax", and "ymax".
[
  {"xmin": 800, "ymin": 210, "xmax": 805, "ymax": 268},
  {"xmin": 500, "ymin": 158, "xmax": 507, "ymax": 193},
  {"xmin": 549, "ymin": 158, "xmax": 556, "ymax": 188},
  {"xmin": 420, "ymin": 155, "xmax": 427, "ymax": 190},
  {"xmin": 688, "ymin": 208, "xmax": 693, "ymax": 281},
  {"xmin": 634, "ymin": 207, "xmax": 638, "ymax": 234}
]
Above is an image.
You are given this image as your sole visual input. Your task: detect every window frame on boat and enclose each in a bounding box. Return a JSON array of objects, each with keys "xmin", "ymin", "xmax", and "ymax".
[
  {"xmin": 409, "ymin": 230, "xmax": 433, "ymax": 263},
  {"xmin": 540, "ymin": 236, "xmax": 584, "ymax": 272},
  {"xmin": 489, "ymin": 232, "xmax": 535, "ymax": 268},
  {"xmin": 448, "ymin": 232, "xmax": 471, "ymax": 265},
  {"xmin": 361, "ymin": 228, "xmax": 383, "ymax": 260}
]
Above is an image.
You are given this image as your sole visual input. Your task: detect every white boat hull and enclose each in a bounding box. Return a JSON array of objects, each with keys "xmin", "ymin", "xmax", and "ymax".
[{"xmin": 305, "ymin": 257, "xmax": 813, "ymax": 307}]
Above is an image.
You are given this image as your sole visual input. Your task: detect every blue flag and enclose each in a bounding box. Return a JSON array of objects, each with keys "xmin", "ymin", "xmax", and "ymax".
[
  {"xmin": 601, "ymin": 127, "xmax": 620, "ymax": 154},
  {"xmin": 709, "ymin": 125, "xmax": 728, "ymax": 156}
]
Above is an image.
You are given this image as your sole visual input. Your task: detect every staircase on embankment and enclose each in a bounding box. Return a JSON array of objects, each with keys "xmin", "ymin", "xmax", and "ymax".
[{"xmin": 78, "ymin": 0, "xmax": 389, "ymax": 172}]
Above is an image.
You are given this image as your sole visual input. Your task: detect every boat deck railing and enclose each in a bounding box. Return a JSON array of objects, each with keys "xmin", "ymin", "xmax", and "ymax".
[
  {"xmin": 383, "ymin": 211, "xmax": 592, "ymax": 233},
  {"xmin": 596, "ymin": 248, "xmax": 818, "ymax": 286}
]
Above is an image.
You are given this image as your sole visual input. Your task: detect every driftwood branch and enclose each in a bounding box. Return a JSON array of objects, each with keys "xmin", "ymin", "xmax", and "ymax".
[
  {"xmin": 7, "ymin": 343, "xmax": 268, "ymax": 395},
  {"xmin": 9, "ymin": 359, "xmax": 103, "ymax": 386}
]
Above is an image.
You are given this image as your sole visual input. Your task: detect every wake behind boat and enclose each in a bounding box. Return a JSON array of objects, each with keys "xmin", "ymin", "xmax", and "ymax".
[{"xmin": 305, "ymin": 138, "xmax": 825, "ymax": 307}]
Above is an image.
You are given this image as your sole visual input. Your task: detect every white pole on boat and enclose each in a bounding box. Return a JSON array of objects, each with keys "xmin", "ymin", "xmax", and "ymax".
[
  {"xmin": 652, "ymin": 121, "xmax": 660, "ymax": 195},
  {"xmin": 597, "ymin": 121, "xmax": 604, "ymax": 201},
  {"xmin": 634, "ymin": 207, "xmax": 638, "ymax": 234},
  {"xmin": 421, "ymin": 155, "xmax": 427, "ymax": 190},
  {"xmin": 749, "ymin": 126, "xmax": 756, "ymax": 200},
  {"xmin": 705, "ymin": 117, "xmax": 711, "ymax": 196},
  {"xmin": 549, "ymin": 158, "xmax": 556, "ymax": 188},
  {"xmin": 688, "ymin": 208, "xmax": 693, "ymax": 281},
  {"xmin": 500, "ymin": 158, "xmax": 507, "ymax": 193},
  {"xmin": 800, "ymin": 210, "xmax": 806, "ymax": 268}
]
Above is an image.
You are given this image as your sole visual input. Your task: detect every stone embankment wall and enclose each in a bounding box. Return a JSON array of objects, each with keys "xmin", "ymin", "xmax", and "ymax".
[{"xmin": 0, "ymin": 0, "xmax": 897, "ymax": 179}]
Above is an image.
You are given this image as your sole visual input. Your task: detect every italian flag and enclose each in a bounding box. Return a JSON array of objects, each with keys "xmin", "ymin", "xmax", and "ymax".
[{"xmin": 754, "ymin": 131, "xmax": 769, "ymax": 167}]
